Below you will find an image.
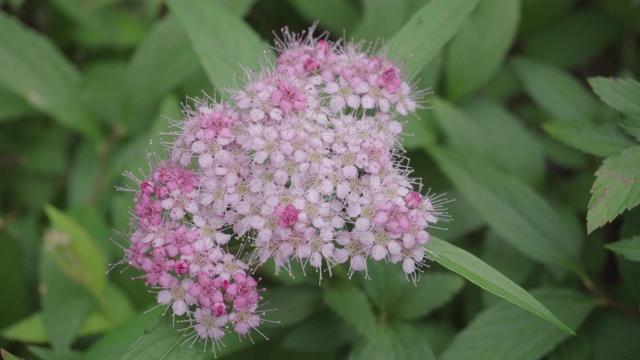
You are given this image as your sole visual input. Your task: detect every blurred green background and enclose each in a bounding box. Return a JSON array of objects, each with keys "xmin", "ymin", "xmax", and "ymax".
[{"xmin": 1, "ymin": 0, "xmax": 640, "ymax": 359}]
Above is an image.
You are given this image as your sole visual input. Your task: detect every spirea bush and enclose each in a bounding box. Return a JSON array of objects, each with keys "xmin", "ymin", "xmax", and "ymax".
[{"xmin": 3, "ymin": 0, "xmax": 640, "ymax": 359}]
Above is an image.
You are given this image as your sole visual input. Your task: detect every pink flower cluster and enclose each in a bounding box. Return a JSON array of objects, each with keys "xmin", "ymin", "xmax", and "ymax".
[{"xmin": 120, "ymin": 26, "xmax": 444, "ymax": 348}]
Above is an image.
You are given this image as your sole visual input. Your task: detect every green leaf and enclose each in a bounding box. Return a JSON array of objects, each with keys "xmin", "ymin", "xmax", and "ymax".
[
  {"xmin": 80, "ymin": 309, "xmax": 161, "ymax": 360},
  {"xmin": 589, "ymin": 77, "xmax": 640, "ymax": 116},
  {"xmin": 523, "ymin": 10, "xmax": 620, "ymax": 69},
  {"xmin": 364, "ymin": 261, "xmax": 464, "ymax": 321},
  {"xmin": 619, "ymin": 114, "xmax": 640, "ymax": 142},
  {"xmin": 543, "ymin": 119, "xmax": 635, "ymax": 157},
  {"xmin": 586, "ymin": 310, "xmax": 640, "ymax": 360},
  {"xmin": 588, "ymin": 146, "xmax": 640, "ymax": 233},
  {"xmin": 0, "ymin": 233, "xmax": 28, "ymax": 328},
  {"xmin": 401, "ymin": 107, "xmax": 438, "ymax": 150},
  {"xmin": 387, "ymin": 0, "xmax": 481, "ymax": 75},
  {"xmin": 281, "ymin": 311, "xmax": 359, "ymax": 353},
  {"xmin": 1, "ymin": 349, "xmax": 23, "ymax": 360},
  {"xmin": 44, "ymin": 205, "xmax": 108, "ymax": 299},
  {"xmin": 353, "ymin": 0, "xmax": 412, "ymax": 41},
  {"xmin": 433, "ymin": 98, "xmax": 545, "ymax": 187},
  {"xmin": 120, "ymin": 14, "xmax": 200, "ymax": 132},
  {"xmin": 427, "ymin": 237, "xmax": 575, "ymax": 334},
  {"xmin": 121, "ymin": 314, "xmax": 258, "ymax": 359},
  {"xmin": 0, "ymin": 13, "xmax": 102, "ymax": 142},
  {"xmin": 260, "ymin": 285, "xmax": 322, "ymax": 329},
  {"xmin": 40, "ymin": 247, "xmax": 93, "ymax": 350},
  {"xmin": 289, "ymin": 0, "xmax": 359, "ymax": 35},
  {"xmin": 430, "ymin": 147, "xmax": 584, "ymax": 275},
  {"xmin": 440, "ymin": 288, "xmax": 596, "ymax": 360},
  {"xmin": 350, "ymin": 322, "xmax": 437, "ymax": 360},
  {"xmin": 82, "ymin": 60, "xmax": 126, "ymax": 125},
  {"xmin": 605, "ymin": 237, "xmax": 640, "ymax": 262},
  {"xmin": 445, "ymin": 0, "xmax": 520, "ymax": 101},
  {"xmin": 0, "ymin": 87, "xmax": 32, "ymax": 121},
  {"xmin": 547, "ymin": 334, "xmax": 591, "ymax": 360},
  {"xmin": 322, "ymin": 282, "xmax": 377, "ymax": 339},
  {"xmin": 512, "ymin": 57, "xmax": 598, "ymax": 121},
  {"xmin": 167, "ymin": 0, "xmax": 268, "ymax": 91}
]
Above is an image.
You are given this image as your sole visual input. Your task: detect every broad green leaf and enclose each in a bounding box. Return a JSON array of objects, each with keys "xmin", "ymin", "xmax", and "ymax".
[
  {"xmin": 427, "ymin": 237, "xmax": 574, "ymax": 334},
  {"xmin": 350, "ymin": 322, "xmax": 437, "ymax": 360},
  {"xmin": 167, "ymin": 0, "xmax": 268, "ymax": 91},
  {"xmin": 605, "ymin": 237, "xmax": 640, "ymax": 262},
  {"xmin": 80, "ymin": 309, "xmax": 161, "ymax": 360},
  {"xmin": 445, "ymin": 0, "xmax": 520, "ymax": 101},
  {"xmin": 40, "ymin": 247, "xmax": 93, "ymax": 350},
  {"xmin": 281, "ymin": 311, "xmax": 359, "ymax": 353},
  {"xmin": 620, "ymin": 114, "xmax": 640, "ymax": 141},
  {"xmin": 322, "ymin": 282, "xmax": 377, "ymax": 339},
  {"xmin": 388, "ymin": 0, "xmax": 481, "ymax": 75},
  {"xmin": 588, "ymin": 146, "xmax": 640, "ymax": 233},
  {"xmin": 289, "ymin": 0, "xmax": 359, "ymax": 34},
  {"xmin": 214, "ymin": 0, "xmax": 257, "ymax": 17},
  {"xmin": 82, "ymin": 60, "xmax": 126, "ymax": 125},
  {"xmin": 512, "ymin": 57, "xmax": 598, "ymax": 121},
  {"xmin": 523, "ymin": 10, "xmax": 620, "ymax": 69},
  {"xmin": 433, "ymin": 98, "xmax": 544, "ymax": 187},
  {"xmin": 0, "ymin": 13, "xmax": 102, "ymax": 142},
  {"xmin": 259, "ymin": 285, "xmax": 322, "ymax": 329},
  {"xmin": 536, "ymin": 133, "xmax": 589, "ymax": 170},
  {"xmin": 587, "ymin": 311, "xmax": 640, "ymax": 360},
  {"xmin": 26, "ymin": 346, "xmax": 80, "ymax": 360},
  {"xmin": 364, "ymin": 261, "xmax": 464, "ymax": 321},
  {"xmin": 440, "ymin": 288, "xmax": 596, "ymax": 360},
  {"xmin": 120, "ymin": 15, "xmax": 200, "ymax": 132},
  {"xmin": 430, "ymin": 147, "xmax": 584, "ymax": 275},
  {"xmin": 519, "ymin": 0, "xmax": 576, "ymax": 35},
  {"xmin": 547, "ymin": 334, "xmax": 591, "ymax": 360},
  {"xmin": 44, "ymin": 205, "xmax": 108, "ymax": 299},
  {"xmin": 543, "ymin": 119, "xmax": 635, "ymax": 157},
  {"xmin": 402, "ymin": 107, "xmax": 438, "ymax": 150},
  {"xmin": 67, "ymin": 139, "xmax": 101, "ymax": 207},
  {"xmin": 589, "ymin": 77, "xmax": 640, "ymax": 116}
]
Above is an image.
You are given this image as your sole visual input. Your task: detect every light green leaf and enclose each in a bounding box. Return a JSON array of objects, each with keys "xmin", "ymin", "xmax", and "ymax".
[
  {"xmin": 402, "ymin": 107, "xmax": 438, "ymax": 150},
  {"xmin": 167, "ymin": 0, "xmax": 268, "ymax": 91},
  {"xmin": 349, "ymin": 322, "xmax": 437, "ymax": 360},
  {"xmin": 364, "ymin": 261, "xmax": 464, "ymax": 321},
  {"xmin": 323, "ymin": 282, "xmax": 377, "ymax": 339},
  {"xmin": 289, "ymin": 0, "xmax": 359, "ymax": 34},
  {"xmin": 430, "ymin": 147, "xmax": 584, "ymax": 275},
  {"xmin": 543, "ymin": 119, "xmax": 635, "ymax": 157},
  {"xmin": 512, "ymin": 57, "xmax": 598, "ymax": 121},
  {"xmin": 445, "ymin": 0, "xmax": 520, "ymax": 101},
  {"xmin": 0, "ymin": 13, "xmax": 102, "ymax": 142},
  {"xmin": 589, "ymin": 77, "xmax": 640, "ymax": 116},
  {"xmin": 440, "ymin": 288, "xmax": 596, "ymax": 360},
  {"xmin": 120, "ymin": 14, "xmax": 199, "ymax": 132},
  {"xmin": 353, "ymin": 0, "xmax": 412, "ymax": 41},
  {"xmin": 388, "ymin": 0, "xmax": 481, "ymax": 75},
  {"xmin": 605, "ymin": 237, "xmax": 640, "ymax": 262},
  {"xmin": 588, "ymin": 146, "xmax": 640, "ymax": 233},
  {"xmin": 428, "ymin": 237, "xmax": 574, "ymax": 334},
  {"xmin": 44, "ymin": 205, "xmax": 108, "ymax": 299}
]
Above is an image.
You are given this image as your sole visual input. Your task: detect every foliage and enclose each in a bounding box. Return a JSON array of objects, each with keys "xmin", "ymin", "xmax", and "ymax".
[{"xmin": 1, "ymin": 0, "xmax": 640, "ymax": 359}]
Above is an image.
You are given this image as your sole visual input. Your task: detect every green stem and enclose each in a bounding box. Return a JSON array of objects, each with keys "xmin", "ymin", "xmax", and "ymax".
[{"xmin": 581, "ymin": 275, "xmax": 640, "ymax": 320}]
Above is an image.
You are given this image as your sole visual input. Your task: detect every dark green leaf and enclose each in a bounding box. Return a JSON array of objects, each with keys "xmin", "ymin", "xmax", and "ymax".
[
  {"xmin": 364, "ymin": 261, "xmax": 464, "ymax": 321},
  {"xmin": 543, "ymin": 119, "xmax": 635, "ymax": 157},
  {"xmin": 586, "ymin": 311, "xmax": 640, "ymax": 360},
  {"xmin": 523, "ymin": 10, "xmax": 620, "ymax": 69},
  {"xmin": 322, "ymin": 282, "xmax": 377, "ymax": 339},
  {"xmin": 260, "ymin": 285, "xmax": 322, "ymax": 329},
  {"xmin": 440, "ymin": 288, "xmax": 596, "ymax": 360},
  {"xmin": 605, "ymin": 237, "xmax": 640, "ymax": 262},
  {"xmin": 619, "ymin": 114, "xmax": 640, "ymax": 141},
  {"xmin": 1, "ymin": 349, "xmax": 22, "ymax": 360},
  {"xmin": 281, "ymin": 311, "xmax": 358, "ymax": 353},
  {"xmin": 82, "ymin": 60, "xmax": 126, "ymax": 125},
  {"xmin": 388, "ymin": 0, "xmax": 481, "ymax": 75},
  {"xmin": 445, "ymin": 0, "xmax": 520, "ymax": 101},
  {"xmin": 167, "ymin": 0, "xmax": 268, "ymax": 91},
  {"xmin": 289, "ymin": 0, "xmax": 359, "ymax": 35},
  {"xmin": 0, "ymin": 13, "xmax": 102, "ymax": 142},
  {"xmin": 427, "ymin": 237, "xmax": 574, "ymax": 334},
  {"xmin": 512, "ymin": 57, "xmax": 598, "ymax": 121},
  {"xmin": 589, "ymin": 77, "xmax": 640, "ymax": 116},
  {"xmin": 547, "ymin": 334, "xmax": 591, "ymax": 360},
  {"xmin": 349, "ymin": 322, "xmax": 437, "ymax": 360},
  {"xmin": 0, "ymin": 233, "xmax": 28, "ymax": 328},
  {"xmin": 588, "ymin": 146, "xmax": 640, "ymax": 233},
  {"xmin": 430, "ymin": 147, "xmax": 584, "ymax": 275},
  {"xmin": 0, "ymin": 87, "xmax": 32, "ymax": 121},
  {"xmin": 519, "ymin": 0, "xmax": 576, "ymax": 35}
]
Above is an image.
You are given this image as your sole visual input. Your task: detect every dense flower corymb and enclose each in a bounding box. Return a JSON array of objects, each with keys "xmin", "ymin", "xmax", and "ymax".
[{"xmin": 118, "ymin": 25, "xmax": 446, "ymax": 350}]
